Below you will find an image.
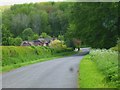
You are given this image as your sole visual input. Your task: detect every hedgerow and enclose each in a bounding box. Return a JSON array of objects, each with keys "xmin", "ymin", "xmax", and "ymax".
[{"xmin": 2, "ymin": 46, "xmax": 73, "ymax": 67}]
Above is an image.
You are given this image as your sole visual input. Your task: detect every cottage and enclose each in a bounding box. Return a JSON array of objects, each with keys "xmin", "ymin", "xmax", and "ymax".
[
  {"xmin": 21, "ymin": 41, "xmax": 32, "ymax": 46},
  {"xmin": 21, "ymin": 37, "xmax": 56, "ymax": 46},
  {"xmin": 32, "ymin": 40, "xmax": 44, "ymax": 46}
]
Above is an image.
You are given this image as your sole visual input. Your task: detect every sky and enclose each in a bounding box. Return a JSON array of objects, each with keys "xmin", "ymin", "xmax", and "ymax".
[
  {"xmin": 0, "ymin": 0, "xmax": 119, "ymax": 6},
  {"xmin": 0, "ymin": 0, "xmax": 64, "ymax": 6}
]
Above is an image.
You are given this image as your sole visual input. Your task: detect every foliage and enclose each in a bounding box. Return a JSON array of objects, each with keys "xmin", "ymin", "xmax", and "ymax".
[
  {"xmin": 49, "ymin": 39, "xmax": 67, "ymax": 52},
  {"xmin": 2, "ymin": 46, "xmax": 73, "ymax": 67},
  {"xmin": 1, "ymin": 2, "xmax": 118, "ymax": 48},
  {"xmin": 7, "ymin": 37, "xmax": 22, "ymax": 46},
  {"xmin": 78, "ymin": 55, "xmax": 110, "ymax": 88},
  {"xmin": 32, "ymin": 34, "xmax": 39, "ymax": 40},
  {"xmin": 90, "ymin": 49, "xmax": 119, "ymax": 87},
  {"xmin": 72, "ymin": 38, "xmax": 81, "ymax": 50},
  {"xmin": 2, "ymin": 2, "xmax": 70, "ymax": 46},
  {"xmin": 0, "ymin": 6, "xmax": 10, "ymax": 12},
  {"xmin": 14, "ymin": 37, "xmax": 23, "ymax": 46},
  {"xmin": 22, "ymin": 28, "xmax": 34, "ymax": 40},
  {"xmin": 8, "ymin": 37, "xmax": 15, "ymax": 45},
  {"xmin": 2, "ymin": 25, "xmax": 13, "ymax": 45},
  {"xmin": 66, "ymin": 2, "xmax": 118, "ymax": 48},
  {"xmin": 58, "ymin": 35, "xmax": 64, "ymax": 41},
  {"xmin": 111, "ymin": 38, "xmax": 120, "ymax": 52},
  {"xmin": 40, "ymin": 32, "xmax": 51, "ymax": 38},
  {"xmin": 2, "ymin": 46, "xmax": 74, "ymax": 72}
]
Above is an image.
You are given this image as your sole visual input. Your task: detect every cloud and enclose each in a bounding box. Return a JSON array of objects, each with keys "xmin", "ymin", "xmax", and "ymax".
[{"xmin": 0, "ymin": 0, "xmax": 64, "ymax": 6}]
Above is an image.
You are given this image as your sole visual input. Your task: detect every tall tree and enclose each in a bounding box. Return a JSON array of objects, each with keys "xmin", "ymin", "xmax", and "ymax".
[{"xmin": 66, "ymin": 2, "xmax": 118, "ymax": 48}]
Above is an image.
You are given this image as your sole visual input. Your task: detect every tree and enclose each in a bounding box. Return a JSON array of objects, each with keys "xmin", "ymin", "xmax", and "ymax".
[
  {"xmin": 11, "ymin": 13, "xmax": 30, "ymax": 36},
  {"xmin": 8, "ymin": 37, "xmax": 15, "ymax": 45},
  {"xmin": 2, "ymin": 2, "xmax": 118, "ymax": 48},
  {"xmin": 58, "ymin": 35, "xmax": 64, "ymax": 41},
  {"xmin": 2, "ymin": 25, "xmax": 13, "ymax": 45},
  {"xmin": 66, "ymin": 2, "xmax": 118, "ymax": 48},
  {"xmin": 32, "ymin": 34, "xmax": 39, "ymax": 40},
  {"xmin": 14, "ymin": 37, "xmax": 23, "ymax": 46},
  {"xmin": 22, "ymin": 28, "xmax": 34, "ymax": 40},
  {"xmin": 2, "ymin": 2, "xmax": 71, "ymax": 44},
  {"xmin": 73, "ymin": 38, "xmax": 81, "ymax": 51},
  {"xmin": 40, "ymin": 32, "xmax": 51, "ymax": 38}
]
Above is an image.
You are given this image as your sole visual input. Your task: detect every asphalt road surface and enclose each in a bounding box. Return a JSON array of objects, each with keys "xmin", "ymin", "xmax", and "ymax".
[{"xmin": 2, "ymin": 56, "xmax": 84, "ymax": 88}]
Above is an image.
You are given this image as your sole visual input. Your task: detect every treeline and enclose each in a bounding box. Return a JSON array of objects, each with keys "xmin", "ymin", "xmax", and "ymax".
[
  {"xmin": 1, "ymin": 2, "xmax": 119, "ymax": 48},
  {"xmin": 2, "ymin": 2, "xmax": 70, "ymax": 46},
  {"xmin": 66, "ymin": 2, "xmax": 119, "ymax": 49}
]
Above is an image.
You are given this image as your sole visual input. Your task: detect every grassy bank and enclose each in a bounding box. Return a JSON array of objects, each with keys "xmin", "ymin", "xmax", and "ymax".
[
  {"xmin": 78, "ymin": 49, "xmax": 119, "ymax": 88},
  {"xmin": 78, "ymin": 55, "xmax": 109, "ymax": 88},
  {"xmin": 2, "ymin": 46, "xmax": 75, "ymax": 72}
]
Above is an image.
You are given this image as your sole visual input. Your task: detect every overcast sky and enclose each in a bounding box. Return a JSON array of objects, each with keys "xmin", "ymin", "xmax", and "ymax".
[
  {"xmin": 0, "ymin": 0, "xmax": 119, "ymax": 6},
  {"xmin": 0, "ymin": 0, "xmax": 65, "ymax": 6}
]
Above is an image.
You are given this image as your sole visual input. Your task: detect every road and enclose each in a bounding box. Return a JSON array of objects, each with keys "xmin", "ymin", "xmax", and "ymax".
[{"xmin": 2, "ymin": 55, "xmax": 83, "ymax": 88}]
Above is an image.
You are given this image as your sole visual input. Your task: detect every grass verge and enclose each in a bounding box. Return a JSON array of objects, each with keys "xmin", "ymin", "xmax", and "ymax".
[{"xmin": 78, "ymin": 55, "xmax": 114, "ymax": 88}]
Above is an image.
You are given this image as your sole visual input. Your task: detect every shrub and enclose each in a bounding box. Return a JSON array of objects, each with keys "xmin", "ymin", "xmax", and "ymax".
[
  {"xmin": 111, "ymin": 38, "xmax": 120, "ymax": 52},
  {"xmin": 58, "ymin": 35, "xmax": 64, "ymax": 41},
  {"xmin": 2, "ymin": 25, "xmax": 13, "ymax": 46},
  {"xmin": 14, "ymin": 37, "xmax": 23, "ymax": 46},
  {"xmin": 8, "ymin": 37, "xmax": 15, "ymax": 45},
  {"xmin": 32, "ymin": 34, "xmax": 39, "ymax": 40},
  {"xmin": 22, "ymin": 28, "xmax": 34, "ymax": 40},
  {"xmin": 7, "ymin": 37, "xmax": 22, "ymax": 46},
  {"xmin": 40, "ymin": 32, "xmax": 51, "ymax": 38},
  {"xmin": 49, "ymin": 40, "xmax": 67, "ymax": 52}
]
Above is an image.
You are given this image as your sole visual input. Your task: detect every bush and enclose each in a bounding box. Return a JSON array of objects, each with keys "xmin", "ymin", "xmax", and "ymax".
[
  {"xmin": 14, "ymin": 37, "xmax": 23, "ymax": 46},
  {"xmin": 58, "ymin": 35, "xmax": 64, "ymax": 41},
  {"xmin": 40, "ymin": 32, "xmax": 51, "ymax": 38},
  {"xmin": 8, "ymin": 37, "xmax": 15, "ymax": 45},
  {"xmin": 2, "ymin": 25, "xmax": 13, "ymax": 46},
  {"xmin": 32, "ymin": 34, "xmax": 39, "ymax": 40},
  {"xmin": 49, "ymin": 40, "xmax": 67, "ymax": 52},
  {"xmin": 111, "ymin": 38, "xmax": 120, "ymax": 52},
  {"xmin": 111, "ymin": 46, "xmax": 120, "ymax": 52},
  {"xmin": 7, "ymin": 37, "xmax": 22, "ymax": 46},
  {"xmin": 22, "ymin": 28, "xmax": 34, "ymax": 40}
]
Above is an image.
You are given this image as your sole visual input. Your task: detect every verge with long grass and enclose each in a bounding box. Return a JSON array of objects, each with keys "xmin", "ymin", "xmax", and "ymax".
[
  {"xmin": 2, "ymin": 46, "xmax": 75, "ymax": 72},
  {"xmin": 78, "ymin": 49, "xmax": 119, "ymax": 88}
]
